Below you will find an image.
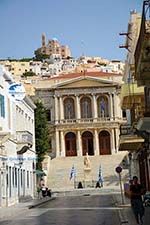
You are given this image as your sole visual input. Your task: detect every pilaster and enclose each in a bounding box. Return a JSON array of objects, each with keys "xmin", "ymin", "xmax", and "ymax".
[
  {"xmin": 94, "ymin": 129, "xmax": 99, "ymax": 155},
  {"xmin": 77, "ymin": 130, "xmax": 82, "ymax": 156},
  {"xmin": 92, "ymin": 94, "xmax": 98, "ymax": 120},
  {"xmin": 59, "ymin": 97, "xmax": 64, "ymax": 121},
  {"xmin": 76, "ymin": 95, "xmax": 81, "ymax": 120},
  {"xmin": 54, "ymin": 96, "xmax": 59, "ymax": 123},
  {"xmin": 55, "ymin": 130, "xmax": 60, "ymax": 157},
  {"xmin": 60, "ymin": 131, "xmax": 65, "ymax": 156}
]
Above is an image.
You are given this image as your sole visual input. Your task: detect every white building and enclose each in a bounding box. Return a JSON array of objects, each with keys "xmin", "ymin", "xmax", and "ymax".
[
  {"xmin": 0, "ymin": 66, "xmax": 36, "ymax": 207},
  {"xmin": 29, "ymin": 61, "xmax": 42, "ymax": 76},
  {"xmin": 34, "ymin": 73, "xmax": 124, "ymax": 158}
]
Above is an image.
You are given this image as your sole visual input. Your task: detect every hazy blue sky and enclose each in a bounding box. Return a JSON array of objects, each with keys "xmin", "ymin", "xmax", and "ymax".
[{"xmin": 0, "ymin": 0, "xmax": 142, "ymax": 61}]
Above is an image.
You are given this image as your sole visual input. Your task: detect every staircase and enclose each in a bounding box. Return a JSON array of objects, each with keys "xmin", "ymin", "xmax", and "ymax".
[{"xmin": 47, "ymin": 152, "xmax": 129, "ymax": 190}]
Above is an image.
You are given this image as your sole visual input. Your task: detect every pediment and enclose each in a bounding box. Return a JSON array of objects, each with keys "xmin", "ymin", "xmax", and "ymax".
[{"xmin": 55, "ymin": 76, "xmax": 116, "ymax": 89}]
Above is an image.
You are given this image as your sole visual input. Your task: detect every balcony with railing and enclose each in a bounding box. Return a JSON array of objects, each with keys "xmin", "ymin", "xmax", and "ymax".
[
  {"xmin": 16, "ymin": 131, "xmax": 33, "ymax": 145},
  {"xmin": 119, "ymin": 123, "xmax": 144, "ymax": 152},
  {"xmin": 56, "ymin": 117, "xmax": 125, "ymax": 125},
  {"xmin": 120, "ymin": 83, "xmax": 144, "ymax": 109},
  {"xmin": 135, "ymin": 0, "xmax": 150, "ymax": 86}
]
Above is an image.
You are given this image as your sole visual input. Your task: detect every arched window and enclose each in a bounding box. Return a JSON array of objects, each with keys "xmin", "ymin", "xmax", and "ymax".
[
  {"xmin": 81, "ymin": 97, "xmax": 92, "ymax": 118},
  {"xmin": 64, "ymin": 98, "xmax": 75, "ymax": 119},
  {"xmin": 65, "ymin": 132, "xmax": 77, "ymax": 156},
  {"xmin": 97, "ymin": 96, "xmax": 109, "ymax": 117}
]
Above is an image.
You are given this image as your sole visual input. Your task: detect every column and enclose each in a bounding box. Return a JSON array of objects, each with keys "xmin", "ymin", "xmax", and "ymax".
[
  {"xmin": 54, "ymin": 96, "xmax": 59, "ymax": 123},
  {"xmin": 111, "ymin": 129, "xmax": 116, "ymax": 154},
  {"xmin": 60, "ymin": 131, "xmax": 65, "ymax": 157},
  {"xmin": 55, "ymin": 130, "xmax": 60, "ymax": 157},
  {"xmin": 94, "ymin": 129, "xmax": 99, "ymax": 155},
  {"xmin": 77, "ymin": 130, "xmax": 82, "ymax": 156},
  {"xmin": 76, "ymin": 95, "xmax": 81, "ymax": 120},
  {"xmin": 115, "ymin": 128, "xmax": 120, "ymax": 153},
  {"xmin": 59, "ymin": 97, "xmax": 64, "ymax": 121},
  {"xmin": 113, "ymin": 93, "xmax": 120, "ymax": 119},
  {"xmin": 92, "ymin": 94, "xmax": 98, "ymax": 120},
  {"xmin": 109, "ymin": 93, "xmax": 113, "ymax": 120}
]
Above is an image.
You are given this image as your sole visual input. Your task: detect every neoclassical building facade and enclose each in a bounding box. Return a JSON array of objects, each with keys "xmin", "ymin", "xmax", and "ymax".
[{"xmin": 34, "ymin": 75, "xmax": 124, "ymax": 158}]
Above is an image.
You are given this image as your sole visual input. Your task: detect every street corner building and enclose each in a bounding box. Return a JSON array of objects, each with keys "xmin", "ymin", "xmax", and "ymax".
[{"xmin": 0, "ymin": 66, "xmax": 36, "ymax": 207}]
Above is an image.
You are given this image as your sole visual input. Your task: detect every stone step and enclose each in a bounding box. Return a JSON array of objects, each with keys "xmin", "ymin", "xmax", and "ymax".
[{"xmin": 47, "ymin": 152, "xmax": 129, "ymax": 189}]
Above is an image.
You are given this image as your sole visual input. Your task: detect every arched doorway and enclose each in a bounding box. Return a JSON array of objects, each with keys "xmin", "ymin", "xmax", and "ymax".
[
  {"xmin": 99, "ymin": 131, "xmax": 111, "ymax": 155},
  {"xmin": 82, "ymin": 131, "xmax": 94, "ymax": 156},
  {"xmin": 65, "ymin": 132, "xmax": 77, "ymax": 156}
]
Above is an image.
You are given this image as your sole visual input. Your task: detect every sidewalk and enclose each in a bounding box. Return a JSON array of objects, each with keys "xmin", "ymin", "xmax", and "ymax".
[
  {"xmin": 0, "ymin": 196, "xmax": 55, "ymax": 221},
  {"xmin": 113, "ymin": 193, "xmax": 150, "ymax": 225}
]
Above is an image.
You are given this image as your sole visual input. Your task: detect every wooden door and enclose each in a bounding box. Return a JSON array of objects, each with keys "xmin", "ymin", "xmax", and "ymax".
[{"xmin": 99, "ymin": 131, "xmax": 111, "ymax": 155}]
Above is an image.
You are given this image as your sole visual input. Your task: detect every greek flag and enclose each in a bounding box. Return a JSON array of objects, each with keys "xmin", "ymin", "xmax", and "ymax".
[{"xmin": 70, "ymin": 165, "xmax": 76, "ymax": 180}]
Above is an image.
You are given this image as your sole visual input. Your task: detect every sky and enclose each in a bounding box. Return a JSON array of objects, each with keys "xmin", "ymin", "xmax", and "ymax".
[{"xmin": 0, "ymin": 0, "xmax": 142, "ymax": 61}]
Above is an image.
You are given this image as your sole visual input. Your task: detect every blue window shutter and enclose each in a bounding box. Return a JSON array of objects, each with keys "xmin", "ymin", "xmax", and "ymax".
[{"xmin": 0, "ymin": 94, "xmax": 5, "ymax": 118}]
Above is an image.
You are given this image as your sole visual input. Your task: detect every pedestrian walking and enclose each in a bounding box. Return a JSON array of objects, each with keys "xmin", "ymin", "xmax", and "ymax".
[{"xmin": 130, "ymin": 176, "xmax": 146, "ymax": 225}]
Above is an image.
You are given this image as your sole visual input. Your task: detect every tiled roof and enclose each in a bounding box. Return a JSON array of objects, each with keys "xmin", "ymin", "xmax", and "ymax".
[{"xmin": 49, "ymin": 71, "xmax": 122, "ymax": 80}]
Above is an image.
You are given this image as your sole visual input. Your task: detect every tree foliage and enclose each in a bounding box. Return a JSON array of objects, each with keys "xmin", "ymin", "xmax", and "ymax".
[
  {"xmin": 22, "ymin": 71, "xmax": 36, "ymax": 77},
  {"xmin": 34, "ymin": 101, "xmax": 49, "ymax": 169},
  {"xmin": 34, "ymin": 49, "xmax": 49, "ymax": 61}
]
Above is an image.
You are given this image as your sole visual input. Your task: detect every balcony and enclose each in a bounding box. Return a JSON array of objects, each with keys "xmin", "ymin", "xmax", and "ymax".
[
  {"xmin": 16, "ymin": 131, "xmax": 33, "ymax": 145},
  {"xmin": 120, "ymin": 83, "xmax": 144, "ymax": 109},
  {"xmin": 58, "ymin": 117, "xmax": 124, "ymax": 124},
  {"xmin": 119, "ymin": 124, "xmax": 144, "ymax": 151},
  {"xmin": 135, "ymin": 1, "xmax": 150, "ymax": 86}
]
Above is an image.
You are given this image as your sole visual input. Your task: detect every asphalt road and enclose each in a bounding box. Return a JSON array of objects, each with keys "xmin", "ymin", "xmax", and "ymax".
[{"xmin": 0, "ymin": 194, "xmax": 121, "ymax": 225}]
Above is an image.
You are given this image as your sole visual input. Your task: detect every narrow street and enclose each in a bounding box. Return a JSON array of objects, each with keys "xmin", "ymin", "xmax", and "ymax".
[{"xmin": 0, "ymin": 194, "xmax": 121, "ymax": 225}]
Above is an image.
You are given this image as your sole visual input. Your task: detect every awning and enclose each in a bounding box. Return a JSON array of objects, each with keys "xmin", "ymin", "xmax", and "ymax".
[
  {"xmin": 35, "ymin": 169, "xmax": 46, "ymax": 176},
  {"xmin": 119, "ymin": 135, "xmax": 144, "ymax": 151}
]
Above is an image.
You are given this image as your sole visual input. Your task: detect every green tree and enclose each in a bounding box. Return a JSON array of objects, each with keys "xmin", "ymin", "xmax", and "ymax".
[
  {"xmin": 34, "ymin": 101, "xmax": 49, "ymax": 169},
  {"xmin": 34, "ymin": 49, "xmax": 49, "ymax": 61},
  {"xmin": 22, "ymin": 71, "xmax": 36, "ymax": 77}
]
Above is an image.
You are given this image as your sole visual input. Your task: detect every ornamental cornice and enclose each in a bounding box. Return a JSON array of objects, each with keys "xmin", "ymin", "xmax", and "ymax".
[
  {"xmin": 51, "ymin": 122, "xmax": 120, "ymax": 130},
  {"xmin": 54, "ymin": 87, "xmax": 117, "ymax": 96}
]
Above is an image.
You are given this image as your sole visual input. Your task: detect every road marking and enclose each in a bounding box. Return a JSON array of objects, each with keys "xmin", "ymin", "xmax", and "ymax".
[{"xmin": 37, "ymin": 207, "xmax": 124, "ymax": 210}]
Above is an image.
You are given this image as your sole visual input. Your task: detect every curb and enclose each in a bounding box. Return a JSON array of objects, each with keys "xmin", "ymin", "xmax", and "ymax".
[
  {"xmin": 28, "ymin": 197, "xmax": 56, "ymax": 209},
  {"xmin": 112, "ymin": 194, "xmax": 129, "ymax": 225}
]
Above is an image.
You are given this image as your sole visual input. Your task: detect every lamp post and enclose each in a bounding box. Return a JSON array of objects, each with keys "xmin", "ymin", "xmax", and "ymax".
[{"xmin": 128, "ymin": 152, "xmax": 132, "ymax": 180}]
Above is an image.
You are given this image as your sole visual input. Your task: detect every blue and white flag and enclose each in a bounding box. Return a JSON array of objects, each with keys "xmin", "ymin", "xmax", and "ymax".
[{"xmin": 70, "ymin": 165, "xmax": 76, "ymax": 180}]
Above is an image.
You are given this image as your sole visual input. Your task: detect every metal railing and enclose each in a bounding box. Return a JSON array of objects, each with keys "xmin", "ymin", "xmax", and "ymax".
[
  {"xmin": 16, "ymin": 131, "xmax": 33, "ymax": 144},
  {"xmin": 120, "ymin": 123, "xmax": 138, "ymax": 136},
  {"xmin": 55, "ymin": 117, "xmax": 124, "ymax": 124}
]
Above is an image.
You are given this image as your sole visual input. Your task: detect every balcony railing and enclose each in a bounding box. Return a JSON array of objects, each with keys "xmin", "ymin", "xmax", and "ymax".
[
  {"xmin": 16, "ymin": 131, "xmax": 33, "ymax": 145},
  {"xmin": 120, "ymin": 123, "xmax": 138, "ymax": 136},
  {"xmin": 55, "ymin": 117, "xmax": 125, "ymax": 124},
  {"xmin": 135, "ymin": 1, "xmax": 150, "ymax": 82}
]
